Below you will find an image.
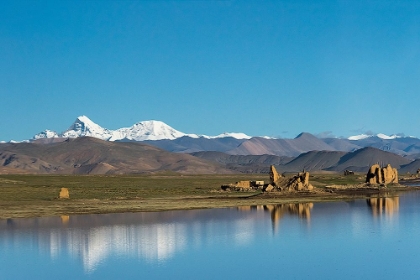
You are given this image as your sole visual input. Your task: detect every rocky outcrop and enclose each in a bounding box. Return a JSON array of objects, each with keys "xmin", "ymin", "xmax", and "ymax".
[
  {"xmin": 282, "ymin": 172, "xmax": 314, "ymax": 191},
  {"xmin": 59, "ymin": 188, "xmax": 69, "ymax": 199},
  {"xmin": 222, "ymin": 166, "xmax": 314, "ymax": 192},
  {"xmin": 383, "ymin": 164, "xmax": 398, "ymax": 184},
  {"xmin": 265, "ymin": 165, "xmax": 314, "ymax": 192},
  {"xmin": 270, "ymin": 165, "xmax": 282, "ymax": 184},
  {"xmin": 366, "ymin": 164, "xmax": 398, "ymax": 185}
]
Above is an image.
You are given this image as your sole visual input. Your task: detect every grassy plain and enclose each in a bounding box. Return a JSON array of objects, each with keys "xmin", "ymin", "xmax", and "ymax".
[{"xmin": 0, "ymin": 173, "xmax": 415, "ymax": 219}]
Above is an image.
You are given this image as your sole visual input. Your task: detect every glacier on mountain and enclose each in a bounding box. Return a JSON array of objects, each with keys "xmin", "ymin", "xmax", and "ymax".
[
  {"xmin": 348, "ymin": 133, "xmax": 403, "ymax": 141},
  {"xmin": 32, "ymin": 116, "xmax": 251, "ymax": 142},
  {"xmin": 33, "ymin": 130, "xmax": 60, "ymax": 139},
  {"xmin": 29, "ymin": 115, "xmax": 410, "ymax": 143}
]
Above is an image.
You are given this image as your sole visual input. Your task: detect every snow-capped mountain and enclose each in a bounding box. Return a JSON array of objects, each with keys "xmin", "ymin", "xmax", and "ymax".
[
  {"xmin": 33, "ymin": 129, "xmax": 59, "ymax": 140},
  {"xmin": 110, "ymin": 120, "xmax": 199, "ymax": 141},
  {"xmin": 30, "ymin": 115, "xmax": 414, "ymax": 144},
  {"xmin": 34, "ymin": 116, "xmax": 114, "ymax": 140},
  {"xmin": 32, "ymin": 116, "xmax": 248, "ymax": 142},
  {"xmin": 208, "ymin": 132, "xmax": 252, "ymax": 139},
  {"xmin": 348, "ymin": 133, "xmax": 403, "ymax": 141},
  {"xmin": 61, "ymin": 115, "xmax": 114, "ymax": 139}
]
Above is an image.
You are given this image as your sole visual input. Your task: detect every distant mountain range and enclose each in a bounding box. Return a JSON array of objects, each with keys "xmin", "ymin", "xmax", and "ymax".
[
  {"xmin": 0, "ymin": 137, "xmax": 233, "ymax": 174},
  {"xmin": 1, "ymin": 137, "xmax": 419, "ymax": 175},
  {"xmin": 144, "ymin": 131, "xmax": 420, "ymax": 158},
  {"xmin": 2, "ymin": 116, "xmax": 420, "ymax": 175},
  {"xmin": 16, "ymin": 116, "xmax": 420, "ymax": 157},
  {"xmin": 192, "ymin": 147, "xmax": 416, "ymax": 174},
  {"xmin": 30, "ymin": 115, "xmax": 252, "ymax": 142}
]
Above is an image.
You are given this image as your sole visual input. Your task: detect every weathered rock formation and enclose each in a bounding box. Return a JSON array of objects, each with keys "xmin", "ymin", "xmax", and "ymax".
[
  {"xmin": 221, "ymin": 166, "xmax": 314, "ymax": 192},
  {"xmin": 282, "ymin": 171, "xmax": 314, "ymax": 191},
  {"xmin": 59, "ymin": 187, "xmax": 69, "ymax": 199},
  {"xmin": 366, "ymin": 164, "xmax": 398, "ymax": 185},
  {"xmin": 265, "ymin": 166, "xmax": 314, "ymax": 192},
  {"xmin": 269, "ymin": 165, "xmax": 282, "ymax": 184}
]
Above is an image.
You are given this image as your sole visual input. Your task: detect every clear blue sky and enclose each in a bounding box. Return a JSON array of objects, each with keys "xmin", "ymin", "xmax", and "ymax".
[{"xmin": 1, "ymin": 0, "xmax": 420, "ymax": 141}]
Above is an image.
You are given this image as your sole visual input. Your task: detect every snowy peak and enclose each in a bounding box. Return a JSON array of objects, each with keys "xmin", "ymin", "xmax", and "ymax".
[
  {"xmin": 33, "ymin": 129, "xmax": 59, "ymax": 140},
  {"xmin": 376, "ymin": 133, "xmax": 401, "ymax": 140},
  {"xmin": 32, "ymin": 116, "xmax": 203, "ymax": 142},
  {"xmin": 29, "ymin": 115, "xmax": 279, "ymax": 142},
  {"xmin": 115, "ymin": 120, "xmax": 192, "ymax": 141},
  {"xmin": 61, "ymin": 116, "xmax": 113, "ymax": 140},
  {"xmin": 210, "ymin": 132, "xmax": 252, "ymax": 139},
  {"xmin": 348, "ymin": 133, "xmax": 403, "ymax": 141},
  {"xmin": 348, "ymin": 134, "xmax": 371, "ymax": 140}
]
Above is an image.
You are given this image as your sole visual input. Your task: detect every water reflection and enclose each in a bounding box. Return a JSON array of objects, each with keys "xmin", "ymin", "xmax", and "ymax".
[
  {"xmin": 0, "ymin": 210, "xmax": 266, "ymax": 273},
  {"xmin": 0, "ymin": 193, "xmax": 409, "ymax": 274},
  {"xmin": 367, "ymin": 195, "xmax": 399, "ymax": 217},
  {"xmin": 237, "ymin": 203, "xmax": 313, "ymax": 231}
]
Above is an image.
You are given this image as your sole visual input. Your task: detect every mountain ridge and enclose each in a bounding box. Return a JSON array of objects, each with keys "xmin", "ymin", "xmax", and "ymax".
[
  {"xmin": 0, "ymin": 137, "xmax": 233, "ymax": 174},
  {"xmin": 5, "ymin": 115, "xmax": 420, "ymax": 158},
  {"xmin": 27, "ymin": 115, "xmax": 416, "ymax": 143},
  {"xmin": 32, "ymin": 115, "xmax": 253, "ymax": 142}
]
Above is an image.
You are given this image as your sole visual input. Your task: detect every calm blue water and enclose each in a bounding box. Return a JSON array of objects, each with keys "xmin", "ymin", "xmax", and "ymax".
[{"xmin": 1, "ymin": 191, "xmax": 420, "ymax": 279}]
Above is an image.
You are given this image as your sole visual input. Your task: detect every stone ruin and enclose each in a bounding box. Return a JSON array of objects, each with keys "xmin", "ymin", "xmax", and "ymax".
[
  {"xmin": 344, "ymin": 170, "xmax": 355, "ymax": 176},
  {"xmin": 221, "ymin": 180, "xmax": 264, "ymax": 191},
  {"xmin": 59, "ymin": 187, "xmax": 70, "ymax": 199},
  {"xmin": 366, "ymin": 164, "xmax": 398, "ymax": 185},
  {"xmin": 264, "ymin": 165, "xmax": 314, "ymax": 192},
  {"xmin": 221, "ymin": 165, "xmax": 314, "ymax": 192}
]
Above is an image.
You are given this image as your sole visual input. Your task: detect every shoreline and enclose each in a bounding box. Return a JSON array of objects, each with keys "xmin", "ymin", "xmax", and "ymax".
[
  {"xmin": 1, "ymin": 174, "xmax": 419, "ymax": 220},
  {"xmin": 1, "ymin": 185, "xmax": 418, "ymax": 220}
]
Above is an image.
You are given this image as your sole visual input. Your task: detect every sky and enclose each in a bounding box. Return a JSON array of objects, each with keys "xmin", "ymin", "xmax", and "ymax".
[{"xmin": 1, "ymin": 0, "xmax": 420, "ymax": 141}]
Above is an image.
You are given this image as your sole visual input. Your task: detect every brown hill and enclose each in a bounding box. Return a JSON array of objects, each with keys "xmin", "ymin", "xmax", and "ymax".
[
  {"xmin": 143, "ymin": 136, "xmax": 245, "ymax": 153},
  {"xmin": 321, "ymin": 138, "xmax": 361, "ymax": 152},
  {"xmin": 399, "ymin": 159, "xmax": 420, "ymax": 174},
  {"xmin": 282, "ymin": 151, "xmax": 347, "ymax": 172},
  {"xmin": 190, "ymin": 147, "xmax": 413, "ymax": 174},
  {"xmin": 190, "ymin": 151, "xmax": 293, "ymax": 173},
  {"xmin": 0, "ymin": 137, "xmax": 233, "ymax": 175},
  {"xmin": 327, "ymin": 147, "xmax": 412, "ymax": 172},
  {"xmin": 228, "ymin": 133, "xmax": 335, "ymax": 157}
]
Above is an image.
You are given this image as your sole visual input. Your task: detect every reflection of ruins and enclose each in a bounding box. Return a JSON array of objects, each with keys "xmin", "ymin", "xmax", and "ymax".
[
  {"xmin": 366, "ymin": 195, "xmax": 399, "ymax": 217},
  {"xmin": 238, "ymin": 203, "xmax": 313, "ymax": 231}
]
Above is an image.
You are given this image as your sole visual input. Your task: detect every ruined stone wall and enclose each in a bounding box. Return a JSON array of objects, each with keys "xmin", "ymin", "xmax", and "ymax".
[
  {"xmin": 236, "ymin": 181, "xmax": 251, "ymax": 188},
  {"xmin": 266, "ymin": 165, "xmax": 314, "ymax": 192},
  {"xmin": 283, "ymin": 172, "xmax": 314, "ymax": 191},
  {"xmin": 366, "ymin": 164, "xmax": 398, "ymax": 185}
]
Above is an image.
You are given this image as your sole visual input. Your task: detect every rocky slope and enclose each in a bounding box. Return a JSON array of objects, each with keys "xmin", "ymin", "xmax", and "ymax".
[
  {"xmin": 0, "ymin": 137, "xmax": 233, "ymax": 175},
  {"xmin": 190, "ymin": 147, "xmax": 413, "ymax": 173}
]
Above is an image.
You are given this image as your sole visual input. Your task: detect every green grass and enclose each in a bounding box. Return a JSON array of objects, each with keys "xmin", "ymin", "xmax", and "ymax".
[
  {"xmin": 310, "ymin": 173, "xmax": 366, "ymax": 187},
  {"xmin": 0, "ymin": 173, "xmax": 411, "ymax": 219},
  {"xmin": 0, "ymin": 173, "xmax": 268, "ymax": 201}
]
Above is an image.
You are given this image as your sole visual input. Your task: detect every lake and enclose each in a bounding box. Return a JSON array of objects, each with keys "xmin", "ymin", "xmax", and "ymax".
[{"xmin": 1, "ymin": 191, "xmax": 420, "ymax": 279}]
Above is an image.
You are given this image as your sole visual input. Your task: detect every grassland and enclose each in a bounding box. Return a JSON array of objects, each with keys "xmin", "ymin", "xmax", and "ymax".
[{"xmin": 0, "ymin": 173, "xmax": 416, "ymax": 219}]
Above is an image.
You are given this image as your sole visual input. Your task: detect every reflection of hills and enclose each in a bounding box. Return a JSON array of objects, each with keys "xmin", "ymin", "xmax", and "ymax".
[
  {"xmin": 367, "ymin": 196, "xmax": 399, "ymax": 217},
  {"xmin": 0, "ymin": 209, "xmax": 267, "ymax": 272},
  {"xmin": 65, "ymin": 223, "xmax": 187, "ymax": 272}
]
